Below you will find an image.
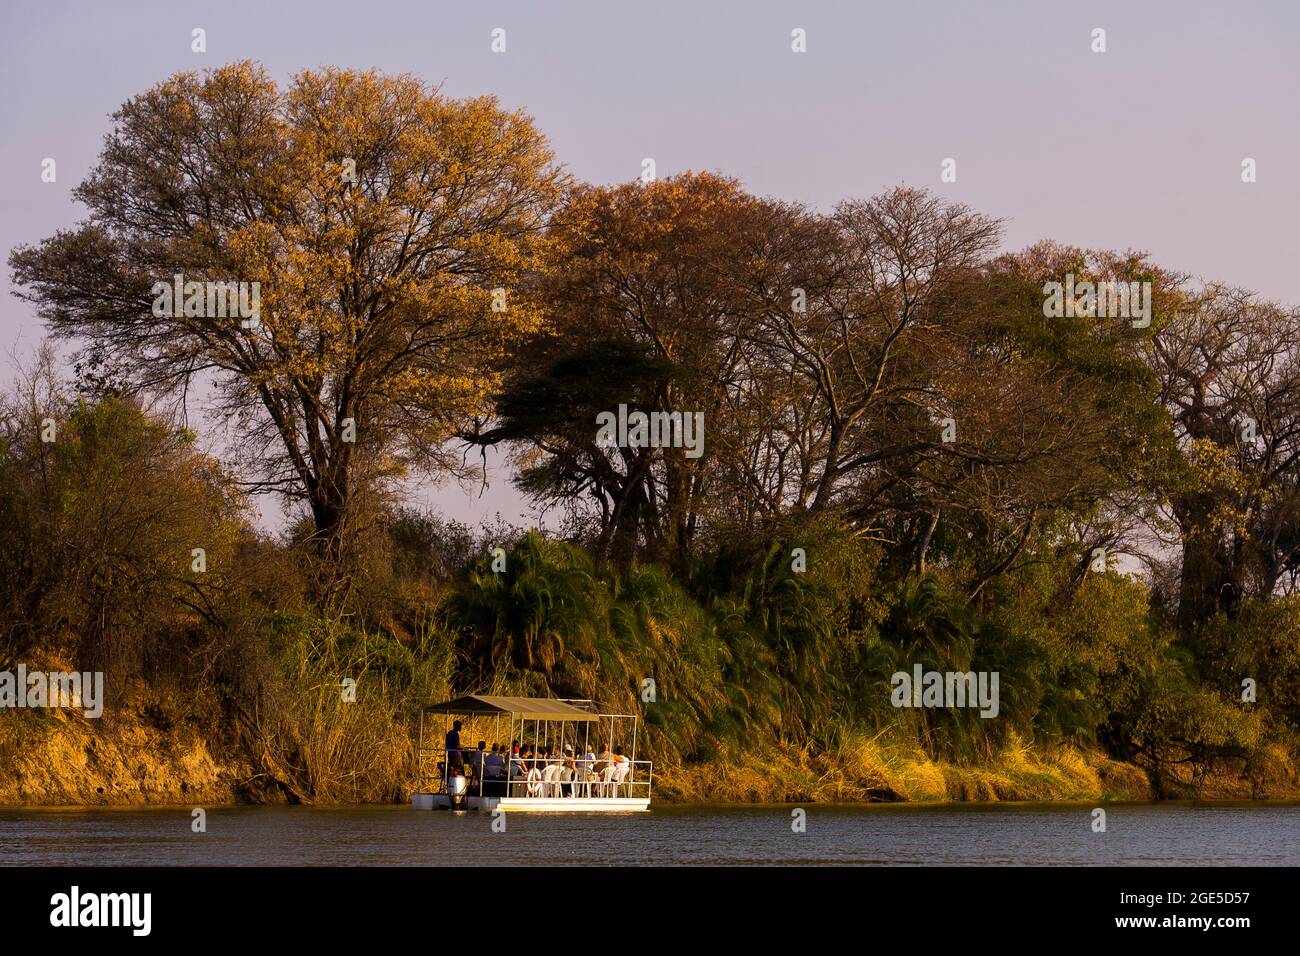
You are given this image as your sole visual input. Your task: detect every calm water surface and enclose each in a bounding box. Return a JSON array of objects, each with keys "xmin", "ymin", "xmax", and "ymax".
[{"xmin": 1, "ymin": 802, "xmax": 1297, "ymax": 866}]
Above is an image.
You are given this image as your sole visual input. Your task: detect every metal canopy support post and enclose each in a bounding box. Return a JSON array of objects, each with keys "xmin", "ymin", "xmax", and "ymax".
[{"xmin": 629, "ymin": 714, "xmax": 638, "ymax": 796}]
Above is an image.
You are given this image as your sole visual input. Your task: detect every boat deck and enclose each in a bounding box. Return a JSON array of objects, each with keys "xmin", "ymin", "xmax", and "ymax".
[{"xmin": 412, "ymin": 793, "xmax": 650, "ymax": 812}]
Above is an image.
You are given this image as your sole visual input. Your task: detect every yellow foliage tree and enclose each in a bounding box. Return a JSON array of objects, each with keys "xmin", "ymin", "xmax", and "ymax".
[{"xmin": 11, "ymin": 62, "xmax": 567, "ymax": 586}]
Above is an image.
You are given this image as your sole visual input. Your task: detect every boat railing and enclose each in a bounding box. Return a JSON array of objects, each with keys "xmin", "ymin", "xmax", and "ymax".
[{"xmin": 416, "ymin": 747, "xmax": 653, "ymax": 801}]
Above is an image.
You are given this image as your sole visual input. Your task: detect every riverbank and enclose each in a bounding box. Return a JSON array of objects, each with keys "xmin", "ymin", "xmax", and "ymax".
[
  {"xmin": 6, "ymin": 699, "xmax": 1299, "ymax": 808},
  {"xmin": 0, "ymin": 690, "xmax": 252, "ymax": 807}
]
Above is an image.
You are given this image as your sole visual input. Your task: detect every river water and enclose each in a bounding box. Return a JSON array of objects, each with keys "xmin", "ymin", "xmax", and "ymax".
[{"xmin": 1, "ymin": 802, "xmax": 1297, "ymax": 866}]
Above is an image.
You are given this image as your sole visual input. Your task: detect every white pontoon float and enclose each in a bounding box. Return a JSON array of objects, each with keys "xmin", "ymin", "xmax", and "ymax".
[{"xmin": 411, "ymin": 695, "xmax": 652, "ymax": 812}]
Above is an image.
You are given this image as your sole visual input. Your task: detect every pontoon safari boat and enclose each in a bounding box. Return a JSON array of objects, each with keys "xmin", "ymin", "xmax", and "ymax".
[{"xmin": 411, "ymin": 695, "xmax": 652, "ymax": 812}]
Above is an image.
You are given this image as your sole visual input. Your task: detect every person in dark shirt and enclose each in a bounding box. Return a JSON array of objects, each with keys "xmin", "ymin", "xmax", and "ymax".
[
  {"xmin": 445, "ymin": 720, "xmax": 464, "ymax": 771},
  {"xmin": 484, "ymin": 744, "xmax": 506, "ymax": 797}
]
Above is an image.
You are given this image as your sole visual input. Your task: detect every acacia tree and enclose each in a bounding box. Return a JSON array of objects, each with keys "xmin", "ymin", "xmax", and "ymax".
[
  {"xmin": 484, "ymin": 173, "xmax": 763, "ymax": 566},
  {"xmin": 10, "ymin": 62, "xmax": 566, "ymax": 589}
]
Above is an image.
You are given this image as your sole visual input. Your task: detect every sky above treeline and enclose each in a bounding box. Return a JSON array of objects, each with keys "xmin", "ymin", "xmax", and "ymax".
[{"xmin": 2, "ymin": 0, "xmax": 1297, "ymax": 528}]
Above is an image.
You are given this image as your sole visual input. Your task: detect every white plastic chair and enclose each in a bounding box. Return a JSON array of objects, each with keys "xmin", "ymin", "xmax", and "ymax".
[
  {"xmin": 572, "ymin": 767, "xmax": 592, "ymax": 798},
  {"xmin": 540, "ymin": 763, "xmax": 563, "ymax": 797},
  {"xmin": 597, "ymin": 764, "xmax": 618, "ymax": 798},
  {"xmin": 610, "ymin": 761, "xmax": 631, "ymax": 798}
]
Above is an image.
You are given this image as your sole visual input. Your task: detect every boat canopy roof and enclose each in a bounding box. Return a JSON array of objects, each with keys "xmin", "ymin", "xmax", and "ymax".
[{"xmin": 423, "ymin": 694, "xmax": 599, "ymax": 722}]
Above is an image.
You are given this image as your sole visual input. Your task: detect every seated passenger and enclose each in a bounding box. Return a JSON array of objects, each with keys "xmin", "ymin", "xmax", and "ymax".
[
  {"xmin": 484, "ymin": 744, "xmax": 505, "ymax": 779},
  {"xmin": 481, "ymin": 744, "xmax": 505, "ymax": 796},
  {"xmin": 509, "ymin": 745, "xmax": 533, "ymax": 796},
  {"xmin": 514, "ymin": 745, "xmax": 534, "ymax": 775},
  {"xmin": 468, "ymin": 740, "xmax": 488, "ymax": 780},
  {"xmin": 610, "ymin": 746, "xmax": 631, "ymax": 794},
  {"xmin": 561, "ymin": 744, "xmax": 577, "ymax": 796}
]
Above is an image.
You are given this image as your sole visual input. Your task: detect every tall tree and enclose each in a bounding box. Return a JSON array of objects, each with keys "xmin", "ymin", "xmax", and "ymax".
[
  {"xmin": 10, "ymin": 62, "xmax": 566, "ymax": 589},
  {"xmin": 1147, "ymin": 283, "xmax": 1300, "ymax": 623},
  {"xmin": 484, "ymin": 173, "xmax": 762, "ymax": 566}
]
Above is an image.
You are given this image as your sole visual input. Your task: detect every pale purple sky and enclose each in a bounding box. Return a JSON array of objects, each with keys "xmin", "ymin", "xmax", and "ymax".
[{"xmin": 3, "ymin": 0, "xmax": 1298, "ymax": 528}]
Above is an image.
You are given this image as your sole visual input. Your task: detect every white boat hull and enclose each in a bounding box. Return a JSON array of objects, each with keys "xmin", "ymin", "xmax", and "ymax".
[{"xmin": 412, "ymin": 792, "xmax": 649, "ymax": 813}]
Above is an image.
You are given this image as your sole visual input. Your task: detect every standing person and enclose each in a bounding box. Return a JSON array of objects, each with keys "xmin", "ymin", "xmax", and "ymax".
[{"xmin": 445, "ymin": 720, "xmax": 464, "ymax": 772}]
